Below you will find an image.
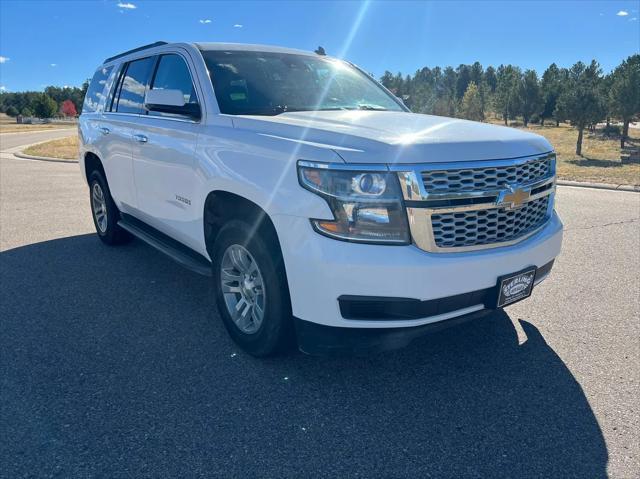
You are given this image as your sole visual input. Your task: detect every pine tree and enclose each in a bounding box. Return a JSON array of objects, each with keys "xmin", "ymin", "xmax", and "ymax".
[
  {"xmin": 519, "ymin": 70, "xmax": 542, "ymax": 127},
  {"xmin": 540, "ymin": 63, "xmax": 565, "ymax": 126},
  {"xmin": 610, "ymin": 54, "xmax": 640, "ymax": 148},
  {"xmin": 555, "ymin": 61, "xmax": 606, "ymax": 156},
  {"xmin": 495, "ymin": 65, "xmax": 522, "ymax": 125},
  {"xmin": 460, "ymin": 82, "xmax": 484, "ymax": 121},
  {"xmin": 33, "ymin": 93, "xmax": 58, "ymax": 119}
]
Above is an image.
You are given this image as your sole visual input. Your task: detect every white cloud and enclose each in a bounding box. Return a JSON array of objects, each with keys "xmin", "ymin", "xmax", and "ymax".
[
  {"xmin": 50, "ymin": 63, "xmax": 57, "ymax": 67},
  {"xmin": 117, "ymin": 2, "xmax": 137, "ymax": 9},
  {"xmin": 616, "ymin": 10, "xmax": 629, "ymax": 16},
  {"xmin": 233, "ymin": 24, "xmax": 243, "ymax": 28},
  {"xmin": 631, "ymin": 17, "xmax": 638, "ymax": 21},
  {"xmin": 0, "ymin": 86, "xmax": 6, "ymax": 91},
  {"xmin": 0, "ymin": 56, "xmax": 9, "ymax": 63},
  {"xmin": 199, "ymin": 19, "xmax": 212, "ymax": 24}
]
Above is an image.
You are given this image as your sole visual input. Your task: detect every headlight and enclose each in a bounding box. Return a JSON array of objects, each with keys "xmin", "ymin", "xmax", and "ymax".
[{"xmin": 297, "ymin": 161, "xmax": 410, "ymax": 244}]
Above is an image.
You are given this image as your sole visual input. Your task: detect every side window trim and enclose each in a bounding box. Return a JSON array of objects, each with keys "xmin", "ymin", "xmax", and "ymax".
[
  {"xmin": 108, "ymin": 63, "xmax": 127, "ymax": 113},
  {"xmin": 141, "ymin": 55, "xmax": 160, "ymax": 115},
  {"xmin": 108, "ymin": 55, "xmax": 157, "ymax": 115},
  {"xmin": 147, "ymin": 53, "xmax": 201, "ymax": 122}
]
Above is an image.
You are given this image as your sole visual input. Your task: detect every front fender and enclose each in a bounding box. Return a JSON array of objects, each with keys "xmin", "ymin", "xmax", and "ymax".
[{"xmin": 194, "ymin": 127, "xmax": 341, "ymax": 220}]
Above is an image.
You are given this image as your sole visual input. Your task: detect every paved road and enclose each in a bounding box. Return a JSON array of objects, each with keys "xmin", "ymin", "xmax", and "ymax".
[
  {"xmin": 1, "ymin": 139, "xmax": 639, "ymax": 478},
  {"xmin": 0, "ymin": 128, "xmax": 76, "ymax": 153}
]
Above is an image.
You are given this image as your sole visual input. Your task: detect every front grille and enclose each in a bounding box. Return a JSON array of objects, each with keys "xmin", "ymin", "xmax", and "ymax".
[
  {"xmin": 431, "ymin": 196, "xmax": 550, "ymax": 248},
  {"xmin": 422, "ymin": 158, "xmax": 552, "ymax": 193}
]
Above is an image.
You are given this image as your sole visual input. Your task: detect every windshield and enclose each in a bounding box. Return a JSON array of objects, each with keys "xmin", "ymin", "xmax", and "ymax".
[{"xmin": 200, "ymin": 50, "xmax": 405, "ymax": 116}]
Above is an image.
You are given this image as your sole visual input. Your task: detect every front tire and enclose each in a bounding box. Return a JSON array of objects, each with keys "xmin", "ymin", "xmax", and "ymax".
[
  {"xmin": 212, "ymin": 220, "xmax": 293, "ymax": 357},
  {"xmin": 88, "ymin": 170, "xmax": 132, "ymax": 245}
]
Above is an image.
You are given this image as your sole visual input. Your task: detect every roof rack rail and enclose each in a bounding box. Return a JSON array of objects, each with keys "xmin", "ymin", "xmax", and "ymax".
[{"xmin": 103, "ymin": 41, "xmax": 168, "ymax": 64}]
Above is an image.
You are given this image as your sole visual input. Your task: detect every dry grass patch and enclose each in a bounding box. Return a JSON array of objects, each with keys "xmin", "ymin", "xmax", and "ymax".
[
  {"xmin": 488, "ymin": 119, "xmax": 640, "ymax": 186},
  {"xmin": 23, "ymin": 135, "xmax": 78, "ymax": 160}
]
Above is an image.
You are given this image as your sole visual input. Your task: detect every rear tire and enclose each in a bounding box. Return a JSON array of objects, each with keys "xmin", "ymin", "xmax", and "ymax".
[
  {"xmin": 88, "ymin": 170, "xmax": 132, "ymax": 245},
  {"xmin": 212, "ymin": 220, "xmax": 293, "ymax": 357}
]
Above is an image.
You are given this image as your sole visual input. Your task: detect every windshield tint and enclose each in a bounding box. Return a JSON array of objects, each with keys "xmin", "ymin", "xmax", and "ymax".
[{"xmin": 200, "ymin": 50, "xmax": 405, "ymax": 115}]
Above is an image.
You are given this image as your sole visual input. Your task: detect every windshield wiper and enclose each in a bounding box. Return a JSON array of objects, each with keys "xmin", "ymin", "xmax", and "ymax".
[
  {"xmin": 356, "ymin": 104, "xmax": 388, "ymax": 111},
  {"xmin": 236, "ymin": 105, "xmax": 306, "ymax": 116}
]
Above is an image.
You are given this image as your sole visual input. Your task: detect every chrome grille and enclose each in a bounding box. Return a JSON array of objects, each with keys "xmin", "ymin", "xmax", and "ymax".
[
  {"xmin": 431, "ymin": 196, "xmax": 550, "ymax": 248},
  {"xmin": 422, "ymin": 158, "xmax": 552, "ymax": 193}
]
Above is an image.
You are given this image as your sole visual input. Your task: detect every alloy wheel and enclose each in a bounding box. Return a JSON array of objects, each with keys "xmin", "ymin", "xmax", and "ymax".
[{"xmin": 220, "ymin": 244, "xmax": 266, "ymax": 334}]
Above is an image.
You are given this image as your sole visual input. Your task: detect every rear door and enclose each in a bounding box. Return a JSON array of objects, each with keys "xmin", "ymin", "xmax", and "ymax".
[
  {"xmin": 101, "ymin": 56, "xmax": 156, "ymax": 211},
  {"xmin": 130, "ymin": 51, "xmax": 203, "ymax": 249}
]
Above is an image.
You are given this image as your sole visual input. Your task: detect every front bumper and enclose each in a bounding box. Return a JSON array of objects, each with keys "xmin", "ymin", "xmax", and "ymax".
[
  {"xmin": 272, "ymin": 211, "xmax": 563, "ymax": 329},
  {"xmin": 295, "ymin": 308, "xmax": 495, "ymax": 355}
]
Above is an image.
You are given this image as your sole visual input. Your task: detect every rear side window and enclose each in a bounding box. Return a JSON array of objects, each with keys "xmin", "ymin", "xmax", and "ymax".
[
  {"xmin": 150, "ymin": 54, "xmax": 198, "ymax": 108},
  {"xmin": 83, "ymin": 66, "xmax": 113, "ymax": 113},
  {"xmin": 114, "ymin": 57, "xmax": 155, "ymax": 114}
]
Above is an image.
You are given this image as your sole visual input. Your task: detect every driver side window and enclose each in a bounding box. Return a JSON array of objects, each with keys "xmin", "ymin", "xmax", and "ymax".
[{"xmin": 149, "ymin": 54, "xmax": 199, "ymax": 118}]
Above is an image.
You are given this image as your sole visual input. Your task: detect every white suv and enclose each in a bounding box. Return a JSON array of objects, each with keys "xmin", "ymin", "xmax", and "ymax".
[{"xmin": 79, "ymin": 42, "xmax": 563, "ymax": 356}]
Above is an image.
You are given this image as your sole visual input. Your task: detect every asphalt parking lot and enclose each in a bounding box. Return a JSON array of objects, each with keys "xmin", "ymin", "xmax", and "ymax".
[{"xmin": 1, "ymin": 131, "xmax": 639, "ymax": 478}]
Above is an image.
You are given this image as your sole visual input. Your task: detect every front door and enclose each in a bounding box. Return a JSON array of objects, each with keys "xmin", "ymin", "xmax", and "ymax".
[{"xmin": 131, "ymin": 52, "xmax": 203, "ymax": 250}]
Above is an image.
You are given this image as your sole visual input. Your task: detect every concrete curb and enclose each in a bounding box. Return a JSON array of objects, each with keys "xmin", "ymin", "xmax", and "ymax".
[
  {"xmin": 557, "ymin": 180, "xmax": 639, "ymax": 193},
  {"xmin": 14, "ymin": 151, "xmax": 77, "ymax": 164}
]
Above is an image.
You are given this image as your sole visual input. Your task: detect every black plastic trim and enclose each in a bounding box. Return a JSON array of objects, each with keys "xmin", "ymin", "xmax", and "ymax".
[
  {"xmin": 118, "ymin": 214, "xmax": 212, "ymax": 276},
  {"xmin": 295, "ymin": 309, "xmax": 494, "ymax": 356},
  {"xmin": 338, "ymin": 260, "xmax": 555, "ymax": 321}
]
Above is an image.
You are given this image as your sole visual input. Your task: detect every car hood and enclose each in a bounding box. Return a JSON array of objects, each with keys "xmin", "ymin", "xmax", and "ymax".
[{"xmin": 231, "ymin": 110, "xmax": 553, "ymax": 165}]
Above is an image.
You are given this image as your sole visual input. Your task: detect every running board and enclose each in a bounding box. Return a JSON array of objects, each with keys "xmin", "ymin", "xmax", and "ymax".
[{"xmin": 118, "ymin": 215, "xmax": 212, "ymax": 277}]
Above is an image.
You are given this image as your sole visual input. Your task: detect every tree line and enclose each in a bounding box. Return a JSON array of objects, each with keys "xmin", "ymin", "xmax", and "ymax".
[
  {"xmin": 0, "ymin": 83, "xmax": 87, "ymax": 120},
  {"xmin": 1, "ymin": 55, "xmax": 638, "ymax": 155},
  {"xmin": 381, "ymin": 55, "xmax": 639, "ymax": 154}
]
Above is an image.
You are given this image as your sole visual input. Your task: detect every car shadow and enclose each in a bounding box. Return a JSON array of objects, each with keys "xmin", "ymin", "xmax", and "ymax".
[{"xmin": 1, "ymin": 234, "xmax": 608, "ymax": 478}]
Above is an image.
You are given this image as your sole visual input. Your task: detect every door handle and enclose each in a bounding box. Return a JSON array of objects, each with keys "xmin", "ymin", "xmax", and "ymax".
[
  {"xmin": 99, "ymin": 127, "xmax": 110, "ymax": 135},
  {"xmin": 133, "ymin": 134, "xmax": 148, "ymax": 143}
]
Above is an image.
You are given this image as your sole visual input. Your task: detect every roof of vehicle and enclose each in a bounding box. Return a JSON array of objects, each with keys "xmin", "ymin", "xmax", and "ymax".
[
  {"xmin": 194, "ymin": 42, "xmax": 317, "ymax": 56},
  {"xmin": 103, "ymin": 41, "xmax": 319, "ymax": 65}
]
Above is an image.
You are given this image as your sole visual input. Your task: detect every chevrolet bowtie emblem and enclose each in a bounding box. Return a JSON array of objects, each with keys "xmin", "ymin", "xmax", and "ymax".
[{"xmin": 497, "ymin": 185, "xmax": 530, "ymax": 209}]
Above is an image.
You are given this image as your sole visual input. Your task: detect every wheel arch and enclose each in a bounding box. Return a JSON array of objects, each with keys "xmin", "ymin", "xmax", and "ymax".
[
  {"xmin": 203, "ymin": 190, "xmax": 283, "ymax": 260},
  {"xmin": 84, "ymin": 152, "xmax": 105, "ymax": 183}
]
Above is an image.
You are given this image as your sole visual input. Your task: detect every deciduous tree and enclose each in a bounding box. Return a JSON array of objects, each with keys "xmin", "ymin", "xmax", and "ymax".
[{"xmin": 61, "ymin": 99, "xmax": 77, "ymax": 117}]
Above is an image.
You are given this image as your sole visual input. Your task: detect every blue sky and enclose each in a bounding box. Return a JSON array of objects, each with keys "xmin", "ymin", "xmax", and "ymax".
[{"xmin": 0, "ymin": 0, "xmax": 638, "ymax": 92}]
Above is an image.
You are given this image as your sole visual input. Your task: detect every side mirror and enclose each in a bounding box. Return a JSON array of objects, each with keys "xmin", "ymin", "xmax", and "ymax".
[
  {"xmin": 144, "ymin": 89, "xmax": 201, "ymax": 120},
  {"xmin": 396, "ymin": 95, "xmax": 409, "ymax": 105}
]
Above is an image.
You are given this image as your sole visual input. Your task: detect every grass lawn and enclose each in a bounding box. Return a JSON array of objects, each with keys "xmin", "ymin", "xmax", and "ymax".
[
  {"xmin": 20, "ymin": 121, "xmax": 640, "ymax": 186},
  {"xmin": 23, "ymin": 135, "xmax": 78, "ymax": 160},
  {"xmin": 488, "ymin": 119, "xmax": 639, "ymax": 186}
]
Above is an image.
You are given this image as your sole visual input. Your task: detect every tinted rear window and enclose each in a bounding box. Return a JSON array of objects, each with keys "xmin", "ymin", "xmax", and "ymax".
[
  {"xmin": 115, "ymin": 57, "xmax": 155, "ymax": 114},
  {"xmin": 83, "ymin": 66, "xmax": 113, "ymax": 113}
]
